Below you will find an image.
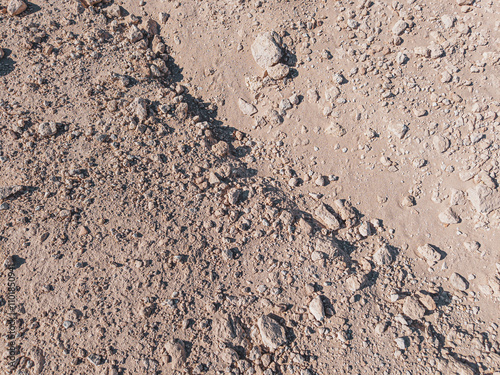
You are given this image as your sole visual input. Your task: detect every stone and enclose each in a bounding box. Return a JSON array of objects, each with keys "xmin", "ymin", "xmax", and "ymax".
[
  {"xmin": 463, "ymin": 241, "xmax": 480, "ymax": 252},
  {"xmin": 417, "ymin": 294, "xmax": 436, "ymax": 311},
  {"xmin": 325, "ymin": 122, "xmax": 346, "ymax": 137},
  {"xmin": 456, "ymin": 0, "xmax": 473, "ymax": 4},
  {"xmin": 165, "ymin": 339, "xmax": 186, "ymax": 370},
  {"xmin": 238, "ymin": 98, "xmax": 258, "ymax": 116},
  {"xmin": 38, "ymin": 122, "xmax": 57, "ymax": 138},
  {"xmin": 388, "ymin": 122, "xmax": 408, "ymax": 139},
  {"xmin": 345, "ymin": 273, "xmax": 368, "ymax": 292},
  {"xmin": 450, "ymin": 189, "xmax": 466, "ymax": 205},
  {"xmin": 257, "ymin": 315, "xmax": 287, "ymax": 350},
  {"xmin": 392, "ymin": 20, "xmax": 408, "ymax": 35},
  {"xmin": 373, "ymin": 244, "xmax": 393, "ymax": 266},
  {"xmin": 309, "ymin": 296, "xmax": 325, "ymax": 322},
  {"xmin": 131, "ymin": 97, "xmax": 148, "ymax": 121},
  {"xmin": 212, "ymin": 141, "xmax": 230, "ymax": 157},
  {"xmin": 395, "ymin": 337, "xmax": 408, "ymax": 350},
  {"xmin": 251, "ymin": 32, "xmax": 282, "ymax": 69},
  {"xmin": 438, "ymin": 207, "xmax": 461, "ymax": 224},
  {"xmin": 0, "ymin": 48, "xmax": 4, "ymax": 59},
  {"xmin": 3, "ymin": 255, "xmax": 15, "ymax": 269},
  {"xmin": 441, "ymin": 15, "xmax": 456, "ymax": 28},
  {"xmin": 0, "ymin": 186, "xmax": 23, "ymax": 201},
  {"xmin": 429, "ymin": 43, "xmax": 445, "ymax": 59},
  {"xmin": 7, "ymin": 0, "xmax": 27, "ymax": 16},
  {"xmin": 106, "ymin": 4, "xmax": 122, "ymax": 18},
  {"xmin": 416, "ymin": 244, "xmax": 441, "ymax": 266},
  {"xmin": 402, "ymin": 296, "xmax": 426, "ymax": 320},
  {"xmin": 449, "ymin": 272, "xmax": 468, "ymax": 291},
  {"xmin": 314, "ymin": 203, "xmax": 341, "ymax": 231},
  {"xmin": 267, "ymin": 63, "xmax": 290, "ymax": 80},
  {"xmin": 128, "ymin": 25, "xmax": 143, "ymax": 43},
  {"xmin": 467, "ymin": 185, "xmax": 500, "ymax": 214},
  {"xmin": 433, "ymin": 135, "xmax": 450, "ymax": 153},
  {"xmin": 158, "ymin": 12, "xmax": 169, "ymax": 24}
]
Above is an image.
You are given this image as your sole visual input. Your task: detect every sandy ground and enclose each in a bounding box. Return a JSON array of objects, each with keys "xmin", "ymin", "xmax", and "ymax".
[{"xmin": 0, "ymin": 0, "xmax": 500, "ymax": 374}]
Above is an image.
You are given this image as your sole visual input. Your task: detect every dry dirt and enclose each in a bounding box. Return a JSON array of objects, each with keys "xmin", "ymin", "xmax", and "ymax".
[{"xmin": 1, "ymin": 0, "xmax": 500, "ymax": 374}]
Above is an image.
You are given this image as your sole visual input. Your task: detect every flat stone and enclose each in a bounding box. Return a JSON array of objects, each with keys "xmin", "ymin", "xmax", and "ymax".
[
  {"xmin": 7, "ymin": 0, "xmax": 27, "ymax": 16},
  {"xmin": 467, "ymin": 184, "xmax": 500, "ymax": 214},
  {"xmin": 238, "ymin": 98, "xmax": 258, "ymax": 116},
  {"xmin": 251, "ymin": 32, "xmax": 282, "ymax": 69},
  {"xmin": 257, "ymin": 315, "xmax": 287, "ymax": 350},
  {"xmin": 309, "ymin": 295, "xmax": 325, "ymax": 322}
]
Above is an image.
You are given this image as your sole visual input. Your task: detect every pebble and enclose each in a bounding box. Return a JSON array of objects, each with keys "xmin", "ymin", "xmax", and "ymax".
[
  {"xmin": 402, "ymin": 296, "xmax": 426, "ymax": 320},
  {"xmin": 373, "ymin": 244, "xmax": 393, "ymax": 266},
  {"xmin": 38, "ymin": 122, "xmax": 57, "ymax": 138},
  {"xmin": 251, "ymin": 31, "xmax": 283, "ymax": 69},
  {"xmin": 257, "ymin": 314, "xmax": 287, "ymax": 350},
  {"xmin": 7, "ymin": 0, "xmax": 27, "ymax": 16},
  {"xmin": 394, "ymin": 337, "xmax": 408, "ymax": 350},
  {"xmin": 388, "ymin": 122, "xmax": 408, "ymax": 139},
  {"xmin": 467, "ymin": 185, "xmax": 500, "ymax": 214},
  {"xmin": 0, "ymin": 185, "xmax": 23, "ymax": 200},
  {"xmin": 314, "ymin": 176, "xmax": 328, "ymax": 186},
  {"xmin": 433, "ymin": 135, "xmax": 451, "ymax": 153},
  {"xmin": 3, "ymin": 255, "xmax": 15, "ymax": 269},
  {"xmin": 0, "ymin": 48, "xmax": 4, "ymax": 59},
  {"xmin": 165, "ymin": 339, "xmax": 186, "ymax": 370},
  {"xmin": 314, "ymin": 203, "xmax": 341, "ymax": 230},
  {"xmin": 450, "ymin": 272, "xmax": 469, "ymax": 291},
  {"xmin": 309, "ymin": 295, "xmax": 325, "ymax": 322},
  {"xmin": 238, "ymin": 98, "xmax": 258, "ymax": 116},
  {"xmin": 416, "ymin": 244, "xmax": 441, "ymax": 266},
  {"xmin": 392, "ymin": 20, "xmax": 408, "ymax": 36},
  {"xmin": 267, "ymin": 63, "xmax": 290, "ymax": 80},
  {"xmin": 438, "ymin": 207, "xmax": 461, "ymax": 224}
]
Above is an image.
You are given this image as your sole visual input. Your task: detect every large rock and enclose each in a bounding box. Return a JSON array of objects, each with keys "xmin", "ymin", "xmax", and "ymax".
[
  {"xmin": 467, "ymin": 184, "xmax": 500, "ymax": 214},
  {"xmin": 251, "ymin": 32, "xmax": 282, "ymax": 70},
  {"xmin": 257, "ymin": 315, "xmax": 287, "ymax": 350}
]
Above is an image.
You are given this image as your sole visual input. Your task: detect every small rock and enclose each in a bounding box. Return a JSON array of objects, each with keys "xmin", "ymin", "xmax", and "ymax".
[
  {"xmin": 325, "ymin": 122, "xmax": 346, "ymax": 137},
  {"xmin": 38, "ymin": 122, "xmax": 57, "ymax": 138},
  {"xmin": 392, "ymin": 20, "xmax": 408, "ymax": 35},
  {"xmin": 373, "ymin": 244, "xmax": 393, "ymax": 266},
  {"xmin": 417, "ymin": 294, "xmax": 437, "ymax": 311},
  {"xmin": 441, "ymin": 15, "xmax": 456, "ymax": 28},
  {"xmin": 251, "ymin": 31, "xmax": 283, "ymax": 69},
  {"xmin": 438, "ymin": 207, "xmax": 461, "ymax": 224},
  {"xmin": 267, "ymin": 63, "xmax": 290, "ymax": 80},
  {"xmin": 416, "ymin": 244, "xmax": 441, "ymax": 266},
  {"xmin": 7, "ymin": 0, "xmax": 27, "ymax": 16},
  {"xmin": 433, "ymin": 135, "xmax": 450, "ymax": 153},
  {"xmin": 463, "ymin": 241, "xmax": 480, "ymax": 252},
  {"xmin": 467, "ymin": 185, "xmax": 500, "ymax": 214},
  {"xmin": 394, "ymin": 337, "xmax": 408, "ymax": 350},
  {"xmin": 87, "ymin": 354, "xmax": 104, "ymax": 366},
  {"xmin": 0, "ymin": 186, "xmax": 23, "ymax": 201},
  {"xmin": 314, "ymin": 176, "xmax": 328, "ymax": 186},
  {"xmin": 0, "ymin": 48, "xmax": 4, "ymax": 59},
  {"xmin": 345, "ymin": 273, "xmax": 368, "ymax": 292},
  {"xmin": 238, "ymin": 98, "xmax": 258, "ymax": 116},
  {"xmin": 158, "ymin": 12, "xmax": 169, "ymax": 24},
  {"xmin": 314, "ymin": 203, "xmax": 341, "ymax": 231},
  {"xmin": 450, "ymin": 272, "xmax": 468, "ymax": 291},
  {"xmin": 3, "ymin": 255, "xmax": 15, "ymax": 269},
  {"xmin": 165, "ymin": 340, "xmax": 186, "ymax": 370},
  {"xmin": 388, "ymin": 122, "xmax": 408, "ymax": 139},
  {"xmin": 309, "ymin": 296, "xmax": 325, "ymax": 322},
  {"xmin": 77, "ymin": 226, "xmax": 89, "ymax": 237},
  {"xmin": 402, "ymin": 296, "xmax": 426, "ymax": 320},
  {"xmin": 257, "ymin": 315, "xmax": 287, "ymax": 350}
]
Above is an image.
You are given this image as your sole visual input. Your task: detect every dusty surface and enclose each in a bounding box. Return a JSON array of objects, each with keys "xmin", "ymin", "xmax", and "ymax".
[{"xmin": 1, "ymin": 0, "xmax": 500, "ymax": 374}]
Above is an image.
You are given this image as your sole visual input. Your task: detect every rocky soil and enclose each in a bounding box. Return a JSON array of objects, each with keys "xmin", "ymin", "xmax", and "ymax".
[{"xmin": 0, "ymin": 0, "xmax": 499, "ymax": 374}]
